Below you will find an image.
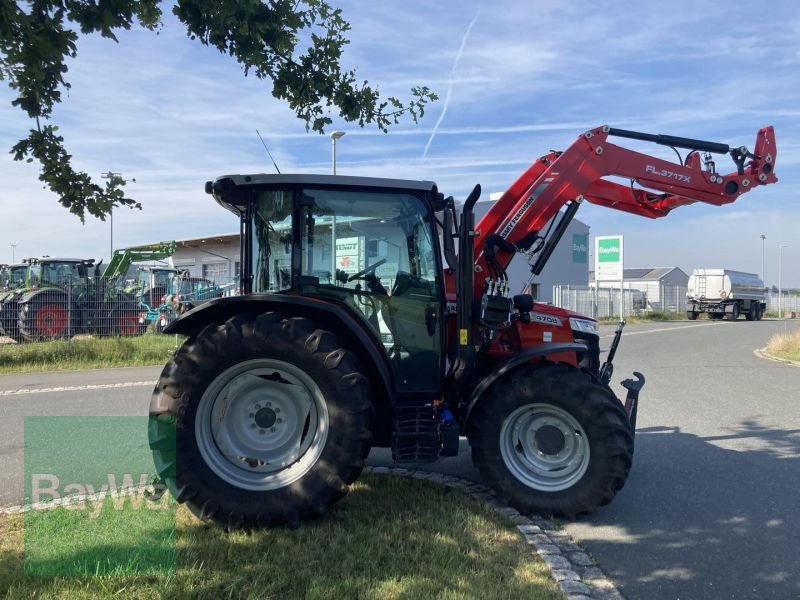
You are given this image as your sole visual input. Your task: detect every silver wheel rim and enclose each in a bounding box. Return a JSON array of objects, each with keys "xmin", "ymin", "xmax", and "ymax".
[
  {"xmin": 499, "ymin": 403, "xmax": 590, "ymax": 492},
  {"xmin": 196, "ymin": 358, "xmax": 329, "ymax": 491}
]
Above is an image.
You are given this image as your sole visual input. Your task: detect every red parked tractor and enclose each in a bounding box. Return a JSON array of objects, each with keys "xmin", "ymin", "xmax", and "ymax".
[{"xmin": 149, "ymin": 125, "xmax": 777, "ymax": 529}]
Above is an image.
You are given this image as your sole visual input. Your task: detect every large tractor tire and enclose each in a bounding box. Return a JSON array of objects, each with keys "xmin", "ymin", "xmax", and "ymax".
[
  {"xmin": 148, "ymin": 312, "xmax": 373, "ymax": 530},
  {"xmin": 18, "ymin": 298, "xmax": 76, "ymax": 341},
  {"xmin": 0, "ymin": 298, "xmax": 24, "ymax": 342},
  {"xmin": 110, "ymin": 304, "xmax": 146, "ymax": 336},
  {"xmin": 468, "ymin": 362, "xmax": 634, "ymax": 519}
]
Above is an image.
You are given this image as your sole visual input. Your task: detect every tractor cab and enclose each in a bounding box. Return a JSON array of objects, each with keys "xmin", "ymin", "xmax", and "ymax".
[
  {"xmin": 26, "ymin": 258, "xmax": 90, "ymax": 290},
  {"xmin": 0, "ymin": 264, "xmax": 28, "ymax": 291},
  {"xmin": 211, "ymin": 174, "xmax": 446, "ymax": 394}
]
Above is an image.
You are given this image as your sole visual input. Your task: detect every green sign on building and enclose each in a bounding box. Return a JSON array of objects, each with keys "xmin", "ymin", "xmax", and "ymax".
[{"xmin": 572, "ymin": 234, "xmax": 588, "ymax": 263}]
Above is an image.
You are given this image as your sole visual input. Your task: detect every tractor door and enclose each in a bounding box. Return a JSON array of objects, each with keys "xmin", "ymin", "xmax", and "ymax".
[{"xmin": 248, "ymin": 186, "xmax": 445, "ymax": 394}]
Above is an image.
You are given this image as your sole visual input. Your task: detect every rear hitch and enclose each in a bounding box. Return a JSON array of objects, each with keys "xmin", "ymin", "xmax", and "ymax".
[{"xmin": 620, "ymin": 371, "xmax": 645, "ymax": 431}]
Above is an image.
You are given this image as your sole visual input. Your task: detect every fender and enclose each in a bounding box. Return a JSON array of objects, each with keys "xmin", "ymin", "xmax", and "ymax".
[
  {"xmin": 461, "ymin": 342, "xmax": 587, "ymax": 434},
  {"xmin": 18, "ymin": 287, "xmax": 70, "ymax": 305},
  {"xmin": 164, "ymin": 293, "xmax": 394, "ymax": 402}
]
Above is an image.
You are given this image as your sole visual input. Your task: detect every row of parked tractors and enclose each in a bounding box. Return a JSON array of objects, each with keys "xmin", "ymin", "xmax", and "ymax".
[{"xmin": 0, "ymin": 243, "xmax": 227, "ymax": 343}]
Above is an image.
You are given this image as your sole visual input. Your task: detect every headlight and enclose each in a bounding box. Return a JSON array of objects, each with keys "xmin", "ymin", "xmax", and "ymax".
[{"xmin": 569, "ymin": 317, "xmax": 598, "ymax": 335}]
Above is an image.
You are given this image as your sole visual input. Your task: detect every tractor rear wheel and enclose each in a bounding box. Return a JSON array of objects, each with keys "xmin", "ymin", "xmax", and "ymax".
[
  {"xmin": 19, "ymin": 299, "xmax": 75, "ymax": 341},
  {"xmin": 469, "ymin": 362, "xmax": 633, "ymax": 518},
  {"xmin": 148, "ymin": 312, "xmax": 373, "ymax": 530},
  {"xmin": 110, "ymin": 305, "xmax": 145, "ymax": 336}
]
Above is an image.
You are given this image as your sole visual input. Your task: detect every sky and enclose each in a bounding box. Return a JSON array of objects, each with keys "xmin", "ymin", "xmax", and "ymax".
[{"xmin": 1, "ymin": 0, "xmax": 799, "ymax": 287}]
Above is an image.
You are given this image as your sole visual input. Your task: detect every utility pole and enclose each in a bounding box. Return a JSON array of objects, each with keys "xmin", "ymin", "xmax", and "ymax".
[
  {"xmin": 330, "ymin": 131, "xmax": 345, "ymax": 175},
  {"xmin": 101, "ymin": 171, "xmax": 135, "ymax": 258},
  {"xmin": 760, "ymin": 234, "xmax": 766, "ymax": 285},
  {"xmin": 778, "ymin": 244, "xmax": 787, "ymax": 319},
  {"xmin": 10, "ymin": 243, "xmax": 16, "ymax": 263}
]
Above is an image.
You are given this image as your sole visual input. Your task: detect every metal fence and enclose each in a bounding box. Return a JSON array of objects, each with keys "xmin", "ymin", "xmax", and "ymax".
[
  {"xmin": 766, "ymin": 293, "xmax": 800, "ymax": 315},
  {"xmin": 0, "ymin": 271, "xmax": 239, "ymax": 350},
  {"xmin": 552, "ymin": 284, "xmax": 688, "ymax": 318}
]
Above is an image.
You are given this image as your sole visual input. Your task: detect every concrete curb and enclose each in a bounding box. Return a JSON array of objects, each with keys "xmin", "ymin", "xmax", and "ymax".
[
  {"xmin": 754, "ymin": 347, "xmax": 800, "ymax": 367},
  {"xmin": 364, "ymin": 466, "xmax": 625, "ymax": 600}
]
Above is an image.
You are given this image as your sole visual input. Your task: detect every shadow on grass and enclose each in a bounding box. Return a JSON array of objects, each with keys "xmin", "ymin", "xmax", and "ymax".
[{"xmin": 0, "ymin": 474, "xmax": 562, "ymax": 599}]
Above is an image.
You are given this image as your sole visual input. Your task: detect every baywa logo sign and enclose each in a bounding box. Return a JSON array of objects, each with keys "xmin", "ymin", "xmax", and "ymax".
[
  {"xmin": 572, "ymin": 234, "xmax": 588, "ymax": 263},
  {"xmin": 23, "ymin": 416, "xmax": 176, "ymax": 576},
  {"xmin": 597, "ymin": 238, "xmax": 622, "ymax": 262}
]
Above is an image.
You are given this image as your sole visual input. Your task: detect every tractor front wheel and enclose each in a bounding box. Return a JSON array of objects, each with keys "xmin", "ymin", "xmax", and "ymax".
[
  {"xmin": 469, "ymin": 362, "xmax": 633, "ymax": 518},
  {"xmin": 148, "ymin": 312, "xmax": 373, "ymax": 530}
]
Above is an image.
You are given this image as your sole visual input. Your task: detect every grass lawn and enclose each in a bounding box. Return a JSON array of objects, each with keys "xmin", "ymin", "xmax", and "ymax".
[
  {"xmin": 766, "ymin": 328, "xmax": 800, "ymax": 362},
  {"xmin": 0, "ymin": 335, "xmax": 181, "ymax": 373},
  {"xmin": 1, "ymin": 474, "xmax": 563, "ymax": 599}
]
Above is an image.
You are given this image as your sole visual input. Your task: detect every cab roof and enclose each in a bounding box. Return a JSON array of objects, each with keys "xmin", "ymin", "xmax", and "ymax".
[{"xmin": 206, "ymin": 173, "xmax": 440, "ymax": 215}]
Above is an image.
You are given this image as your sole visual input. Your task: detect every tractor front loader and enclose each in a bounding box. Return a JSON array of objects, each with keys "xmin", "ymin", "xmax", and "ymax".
[{"xmin": 148, "ymin": 125, "xmax": 777, "ymax": 529}]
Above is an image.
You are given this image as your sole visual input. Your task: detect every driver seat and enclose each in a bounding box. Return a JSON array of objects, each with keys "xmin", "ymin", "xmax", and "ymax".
[{"xmin": 382, "ymin": 271, "xmax": 436, "ymax": 351}]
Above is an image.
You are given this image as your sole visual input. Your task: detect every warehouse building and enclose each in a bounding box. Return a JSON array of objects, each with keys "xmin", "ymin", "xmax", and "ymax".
[{"xmin": 589, "ymin": 266, "xmax": 689, "ymax": 310}]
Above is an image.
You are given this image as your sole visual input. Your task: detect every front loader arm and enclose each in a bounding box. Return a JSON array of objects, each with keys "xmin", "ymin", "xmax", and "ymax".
[{"xmin": 474, "ymin": 125, "xmax": 777, "ymax": 295}]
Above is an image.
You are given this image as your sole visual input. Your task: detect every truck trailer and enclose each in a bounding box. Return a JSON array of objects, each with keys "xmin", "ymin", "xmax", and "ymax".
[{"xmin": 686, "ymin": 268, "xmax": 766, "ymax": 321}]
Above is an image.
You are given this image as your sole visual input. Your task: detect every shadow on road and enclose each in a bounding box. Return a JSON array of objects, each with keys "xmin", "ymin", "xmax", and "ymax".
[{"xmin": 571, "ymin": 420, "xmax": 800, "ymax": 599}]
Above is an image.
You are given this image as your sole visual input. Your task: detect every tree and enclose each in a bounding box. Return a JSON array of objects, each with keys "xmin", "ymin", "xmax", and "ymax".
[{"xmin": 0, "ymin": 0, "xmax": 437, "ymax": 222}]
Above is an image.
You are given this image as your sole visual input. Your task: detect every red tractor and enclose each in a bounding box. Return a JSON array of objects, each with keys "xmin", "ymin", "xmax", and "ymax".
[{"xmin": 149, "ymin": 125, "xmax": 777, "ymax": 529}]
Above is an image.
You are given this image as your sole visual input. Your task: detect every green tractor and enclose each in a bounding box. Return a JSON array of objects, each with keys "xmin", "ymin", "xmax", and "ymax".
[
  {"xmin": 135, "ymin": 266, "xmax": 179, "ymax": 332},
  {"xmin": 13, "ymin": 257, "xmax": 142, "ymax": 341},
  {"xmin": 0, "ymin": 262, "xmax": 30, "ymax": 341}
]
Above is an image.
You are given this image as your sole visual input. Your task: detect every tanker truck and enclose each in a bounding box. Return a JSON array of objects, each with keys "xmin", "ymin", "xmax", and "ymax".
[{"xmin": 686, "ymin": 268, "xmax": 766, "ymax": 321}]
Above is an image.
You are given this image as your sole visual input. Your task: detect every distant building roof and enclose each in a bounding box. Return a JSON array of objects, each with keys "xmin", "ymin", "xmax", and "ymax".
[
  {"xmin": 174, "ymin": 233, "xmax": 239, "ymax": 249},
  {"xmin": 589, "ymin": 267, "xmax": 688, "ymax": 282}
]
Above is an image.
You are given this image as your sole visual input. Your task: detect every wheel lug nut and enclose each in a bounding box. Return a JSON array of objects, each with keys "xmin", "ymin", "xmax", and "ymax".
[
  {"xmin": 270, "ymin": 427, "xmax": 276, "ymax": 432},
  {"xmin": 277, "ymin": 418, "xmax": 282, "ymax": 424},
  {"xmin": 275, "ymin": 408, "xmax": 280, "ymax": 413},
  {"xmin": 259, "ymin": 429, "xmax": 265, "ymax": 434}
]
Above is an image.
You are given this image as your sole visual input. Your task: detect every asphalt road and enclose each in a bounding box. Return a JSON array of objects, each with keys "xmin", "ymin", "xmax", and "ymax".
[{"xmin": 1, "ymin": 320, "xmax": 799, "ymax": 599}]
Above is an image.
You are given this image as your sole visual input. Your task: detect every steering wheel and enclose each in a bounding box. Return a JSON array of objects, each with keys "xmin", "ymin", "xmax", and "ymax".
[{"xmin": 347, "ymin": 258, "xmax": 387, "ymax": 282}]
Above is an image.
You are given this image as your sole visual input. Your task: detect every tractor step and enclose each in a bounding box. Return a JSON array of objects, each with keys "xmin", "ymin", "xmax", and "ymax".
[{"xmin": 391, "ymin": 407, "xmax": 439, "ymax": 463}]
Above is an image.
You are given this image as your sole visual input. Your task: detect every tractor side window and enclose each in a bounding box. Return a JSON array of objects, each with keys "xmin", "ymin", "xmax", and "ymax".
[
  {"xmin": 251, "ymin": 190, "xmax": 293, "ymax": 292},
  {"xmin": 301, "ymin": 188, "xmax": 442, "ymax": 393}
]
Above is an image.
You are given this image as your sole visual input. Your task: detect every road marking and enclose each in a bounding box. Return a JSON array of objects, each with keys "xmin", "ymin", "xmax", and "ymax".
[
  {"xmin": 601, "ymin": 322, "xmax": 722, "ymax": 339},
  {"xmin": 0, "ymin": 381, "xmax": 153, "ymax": 397}
]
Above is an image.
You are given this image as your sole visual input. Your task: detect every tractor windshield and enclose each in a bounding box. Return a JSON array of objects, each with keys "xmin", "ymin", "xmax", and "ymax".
[
  {"xmin": 249, "ymin": 186, "xmax": 443, "ymax": 392},
  {"xmin": 29, "ymin": 262, "xmax": 81, "ymax": 289},
  {"xmin": 0, "ymin": 265, "xmax": 28, "ymax": 289}
]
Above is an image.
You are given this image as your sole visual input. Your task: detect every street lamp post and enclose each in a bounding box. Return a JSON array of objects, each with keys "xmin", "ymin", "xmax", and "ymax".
[
  {"xmin": 10, "ymin": 243, "xmax": 16, "ymax": 263},
  {"xmin": 778, "ymin": 244, "xmax": 787, "ymax": 319},
  {"xmin": 330, "ymin": 131, "xmax": 345, "ymax": 175},
  {"xmin": 760, "ymin": 234, "xmax": 766, "ymax": 285}
]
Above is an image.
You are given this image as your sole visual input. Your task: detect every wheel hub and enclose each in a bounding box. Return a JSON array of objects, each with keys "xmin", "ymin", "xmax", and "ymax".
[
  {"xmin": 195, "ymin": 359, "xmax": 329, "ymax": 491},
  {"xmin": 254, "ymin": 407, "xmax": 277, "ymax": 429},
  {"xmin": 500, "ymin": 403, "xmax": 590, "ymax": 492},
  {"xmin": 534, "ymin": 424, "xmax": 566, "ymax": 455}
]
